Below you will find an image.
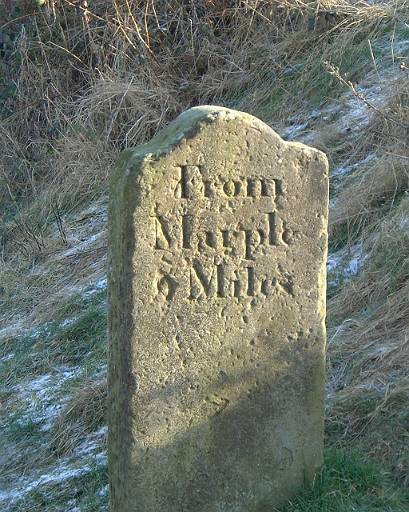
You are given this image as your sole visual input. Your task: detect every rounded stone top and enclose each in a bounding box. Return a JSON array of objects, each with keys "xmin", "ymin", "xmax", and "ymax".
[{"xmin": 119, "ymin": 105, "xmax": 325, "ymax": 171}]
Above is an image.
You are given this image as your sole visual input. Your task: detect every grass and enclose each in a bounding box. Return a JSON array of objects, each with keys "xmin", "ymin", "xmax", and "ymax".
[
  {"xmin": 0, "ymin": 289, "xmax": 107, "ymax": 385},
  {"xmin": 0, "ymin": 0, "xmax": 405, "ymax": 228},
  {"xmin": 278, "ymin": 448, "xmax": 409, "ymax": 512},
  {"xmin": 3, "ymin": 441, "xmax": 409, "ymax": 512},
  {"xmin": 50, "ymin": 378, "xmax": 107, "ymax": 457},
  {"xmin": 9, "ymin": 463, "xmax": 108, "ymax": 512},
  {"xmin": 1, "ymin": 0, "xmax": 409, "ymax": 510},
  {"xmin": 0, "ymin": 289, "xmax": 108, "ymax": 503}
]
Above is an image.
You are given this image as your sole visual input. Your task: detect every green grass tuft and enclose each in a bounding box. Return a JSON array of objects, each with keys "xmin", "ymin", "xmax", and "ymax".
[
  {"xmin": 278, "ymin": 449, "xmax": 409, "ymax": 512},
  {"xmin": 0, "ymin": 290, "xmax": 107, "ymax": 385}
]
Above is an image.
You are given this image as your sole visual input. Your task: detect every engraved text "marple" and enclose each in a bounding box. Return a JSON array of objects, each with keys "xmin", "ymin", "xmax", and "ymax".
[{"xmin": 155, "ymin": 212, "xmax": 287, "ymax": 260}]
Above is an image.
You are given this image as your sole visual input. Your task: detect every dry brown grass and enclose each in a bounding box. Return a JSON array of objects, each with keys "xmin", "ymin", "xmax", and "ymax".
[
  {"xmin": 50, "ymin": 378, "xmax": 107, "ymax": 456},
  {"xmin": 327, "ymin": 72, "xmax": 409, "ymax": 262},
  {"xmin": 1, "ymin": 0, "xmax": 402, "ymax": 322},
  {"xmin": 329, "ymin": 78, "xmax": 409, "ymax": 314},
  {"xmin": 1, "ymin": 0, "xmax": 405, "ymax": 261},
  {"xmin": 327, "ymin": 317, "xmax": 409, "ymax": 483},
  {"xmin": 328, "ymin": 131, "xmax": 409, "ymax": 485},
  {"xmin": 1, "ymin": 0, "xmax": 409, "ymax": 493},
  {"xmin": 330, "ymin": 155, "xmax": 409, "ymax": 240},
  {"xmin": 1, "ymin": 1, "xmax": 405, "ymax": 201}
]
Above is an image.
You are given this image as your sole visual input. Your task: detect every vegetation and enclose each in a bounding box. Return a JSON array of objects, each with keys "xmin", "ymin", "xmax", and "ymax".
[
  {"xmin": 0, "ymin": 1, "xmax": 408, "ymax": 510},
  {"xmin": 279, "ymin": 449, "xmax": 409, "ymax": 512}
]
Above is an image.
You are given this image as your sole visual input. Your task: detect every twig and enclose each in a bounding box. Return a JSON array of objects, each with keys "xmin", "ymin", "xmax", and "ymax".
[{"xmin": 324, "ymin": 61, "xmax": 409, "ymax": 130}]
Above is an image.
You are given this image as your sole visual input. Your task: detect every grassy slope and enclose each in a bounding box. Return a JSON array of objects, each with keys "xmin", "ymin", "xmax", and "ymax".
[{"xmin": 0, "ymin": 1, "xmax": 409, "ymax": 510}]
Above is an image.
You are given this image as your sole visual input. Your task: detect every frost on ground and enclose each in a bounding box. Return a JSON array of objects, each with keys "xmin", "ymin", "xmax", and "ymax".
[
  {"xmin": 82, "ymin": 277, "xmax": 108, "ymax": 299},
  {"xmin": 0, "ymin": 441, "xmax": 107, "ymax": 509},
  {"xmin": 327, "ymin": 245, "xmax": 366, "ymax": 275},
  {"xmin": 327, "ymin": 244, "xmax": 368, "ymax": 289},
  {"xmin": 282, "ymin": 36, "xmax": 407, "ymax": 147},
  {"xmin": 0, "ymin": 23, "xmax": 406, "ymax": 511},
  {"xmin": 0, "ymin": 360, "xmax": 108, "ymax": 509},
  {"xmin": 0, "ymin": 353, "xmax": 14, "ymax": 362},
  {"xmin": 0, "ymin": 363, "xmax": 108, "ymax": 509},
  {"xmin": 0, "ymin": 199, "xmax": 108, "ymax": 342},
  {"xmin": 0, "ymin": 318, "xmax": 25, "ymax": 343},
  {"xmin": 331, "ymin": 152, "xmax": 375, "ymax": 178},
  {"xmin": 0, "ymin": 272, "xmax": 108, "ymax": 511},
  {"xmin": 43, "ymin": 197, "xmax": 108, "ymax": 291},
  {"xmin": 10, "ymin": 367, "xmax": 82, "ymax": 432}
]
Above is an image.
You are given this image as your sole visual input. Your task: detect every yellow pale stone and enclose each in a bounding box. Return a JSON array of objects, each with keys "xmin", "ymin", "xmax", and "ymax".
[{"xmin": 108, "ymin": 106, "xmax": 329, "ymax": 511}]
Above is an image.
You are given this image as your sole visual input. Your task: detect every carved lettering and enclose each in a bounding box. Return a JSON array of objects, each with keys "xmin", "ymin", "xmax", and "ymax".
[
  {"xmin": 243, "ymin": 229, "xmax": 264, "ymax": 260},
  {"xmin": 222, "ymin": 179, "xmax": 242, "ymax": 197},
  {"xmin": 203, "ymin": 178, "xmax": 214, "ymax": 198},
  {"xmin": 155, "ymin": 216, "xmax": 174, "ymax": 250},
  {"xmin": 174, "ymin": 166, "xmax": 283, "ymax": 201},
  {"xmin": 233, "ymin": 271, "xmax": 241, "ymax": 298},
  {"xmin": 246, "ymin": 267, "xmax": 256, "ymax": 296},
  {"xmin": 108, "ymin": 107, "xmax": 328, "ymax": 509},
  {"xmin": 154, "ymin": 163, "xmax": 292, "ymax": 301},
  {"xmin": 222, "ymin": 230, "xmax": 232, "ymax": 248},
  {"xmin": 186, "ymin": 262, "xmax": 293, "ymax": 301},
  {"xmin": 217, "ymin": 264, "xmax": 226, "ymax": 297},
  {"xmin": 205, "ymin": 231, "xmax": 217, "ymax": 248},
  {"xmin": 190, "ymin": 260, "xmax": 216, "ymax": 299},
  {"xmin": 246, "ymin": 177, "xmax": 282, "ymax": 198},
  {"xmin": 157, "ymin": 273, "xmax": 178, "ymax": 301},
  {"xmin": 175, "ymin": 165, "xmax": 203, "ymax": 199},
  {"xmin": 182, "ymin": 214, "xmax": 193, "ymax": 249}
]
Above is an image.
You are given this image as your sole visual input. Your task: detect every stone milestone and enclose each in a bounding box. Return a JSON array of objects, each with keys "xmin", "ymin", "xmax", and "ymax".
[{"xmin": 108, "ymin": 106, "xmax": 329, "ymax": 511}]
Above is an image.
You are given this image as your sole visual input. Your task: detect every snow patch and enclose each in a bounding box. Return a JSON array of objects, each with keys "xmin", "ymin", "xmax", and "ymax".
[
  {"xmin": 59, "ymin": 317, "xmax": 77, "ymax": 328},
  {"xmin": 392, "ymin": 39, "xmax": 409, "ymax": 54},
  {"xmin": 0, "ymin": 435, "xmax": 107, "ymax": 507},
  {"xmin": 399, "ymin": 214, "xmax": 409, "ymax": 230},
  {"xmin": 344, "ymin": 245, "xmax": 368, "ymax": 277},
  {"xmin": 74, "ymin": 426, "xmax": 107, "ymax": 457},
  {"xmin": 327, "ymin": 244, "xmax": 368, "ymax": 279},
  {"xmin": 82, "ymin": 277, "xmax": 107, "ymax": 299},
  {"xmin": 332, "ymin": 152, "xmax": 375, "ymax": 178},
  {"xmin": 59, "ymin": 231, "xmax": 104, "ymax": 259},
  {"xmin": 77, "ymin": 200, "xmax": 107, "ymax": 219},
  {"xmin": 0, "ymin": 460, "xmax": 94, "ymax": 506},
  {"xmin": 98, "ymin": 484, "xmax": 109, "ymax": 497},
  {"xmin": 345, "ymin": 255, "xmax": 360, "ymax": 276},
  {"xmin": 25, "ymin": 322, "xmax": 53, "ymax": 340},
  {"xmin": 95, "ymin": 452, "xmax": 107, "ymax": 466},
  {"xmin": 283, "ymin": 122, "xmax": 309, "ymax": 140},
  {"xmin": 281, "ymin": 110, "xmax": 322, "ymax": 141},
  {"xmin": 327, "ymin": 252, "xmax": 342, "ymax": 273},
  {"xmin": 14, "ymin": 367, "xmax": 82, "ymax": 431},
  {"xmin": 281, "ymin": 55, "xmax": 404, "ymax": 151},
  {"xmin": 0, "ymin": 353, "xmax": 15, "ymax": 362},
  {"xmin": 0, "ymin": 318, "xmax": 24, "ymax": 341},
  {"xmin": 93, "ymin": 363, "xmax": 107, "ymax": 380}
]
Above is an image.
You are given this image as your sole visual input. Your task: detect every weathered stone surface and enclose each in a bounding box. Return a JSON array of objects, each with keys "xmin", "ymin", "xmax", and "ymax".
[{"xmin": 108, "ymin": 106, "xmax": 328, "ymax": 512}]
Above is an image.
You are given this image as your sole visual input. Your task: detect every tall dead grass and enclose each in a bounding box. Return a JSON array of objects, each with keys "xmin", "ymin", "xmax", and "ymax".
[
  {"xmin": 1, "ymin": 0, "xmax": 409, "ymax": 484},
  {"xmin": 330, "ymin": 78, "xmax": 409, "ymax": 313},
  {"xmin": 50, "ymin": 379, "xmax": 107, "ymax": 456},
  {"xmin": 326, "ymin": 75, "xmax": 409, "ymax": 482},
  {"xmin": 1, "ymin": 0, "xmax": 406, "ymax": 251}
]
